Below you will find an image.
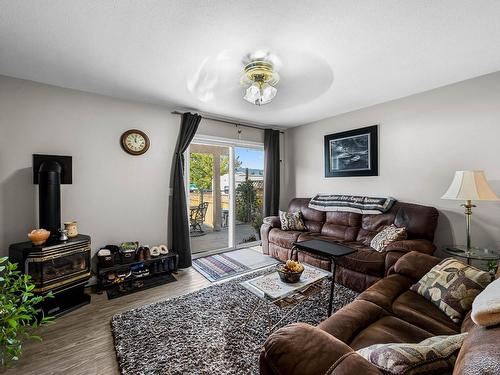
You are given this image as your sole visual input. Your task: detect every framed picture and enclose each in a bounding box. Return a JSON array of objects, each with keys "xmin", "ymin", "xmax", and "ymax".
[{"xmin": 324, "ymin": 125, "xmax": 378, "ymax": 177}]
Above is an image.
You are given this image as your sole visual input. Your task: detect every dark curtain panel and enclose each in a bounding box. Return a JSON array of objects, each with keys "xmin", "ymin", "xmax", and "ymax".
[
  {"xmin": 264, "ymin": 129, "xmax": 280, "ymax": 217},
  {"xmin": 172, "ymin": 112, "xmax": 201, "ymax": 268}
]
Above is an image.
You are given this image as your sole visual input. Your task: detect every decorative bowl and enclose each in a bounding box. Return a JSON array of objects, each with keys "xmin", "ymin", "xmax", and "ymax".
[
  {"xmin": 27, "ymin": 229, "xmax": 50, "ymax": 245},
  {"xmin": 276, "ymin": 264, "xmax": 304, "ymax": 284}
]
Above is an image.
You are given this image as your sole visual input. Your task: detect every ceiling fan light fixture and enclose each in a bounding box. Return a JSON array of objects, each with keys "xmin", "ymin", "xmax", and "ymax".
[
  {"xmin": 243, "ymin": 83, "xmax": 262, "ymax": 104},
  {"xmin": 243, "ymin": 82, "xmax": 277, "ymax": 106},
  {"xmin": 260, "ymin": 83, "xmax": 277, "ymax": 104},
  {"xmin": 241, "ymin": 58, "xmax": 279, "ymax": 105}
]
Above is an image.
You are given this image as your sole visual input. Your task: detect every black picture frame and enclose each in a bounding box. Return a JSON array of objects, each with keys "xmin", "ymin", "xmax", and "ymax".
[{"xmin": 324, "ymin": 125, "xmax": 378, "ymax": 177}]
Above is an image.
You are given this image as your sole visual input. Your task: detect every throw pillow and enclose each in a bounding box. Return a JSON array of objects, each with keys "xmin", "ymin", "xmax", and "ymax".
[
  {"xmin": 370, "ymin": 224, "xmax": 407, "ymax": 251},
  {"xmin": 356, "ymin": 333, "xmax": 467, "ymax": 375},
  {"xmin": 279, "ymin": 210, "xmax": 305, "ymax": 231},
  {"xmin": 410, "ymin": 259, "xmax": 492, "ymax": 323}
]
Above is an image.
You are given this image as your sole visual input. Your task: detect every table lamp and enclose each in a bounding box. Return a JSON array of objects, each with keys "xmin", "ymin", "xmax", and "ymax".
[{"xmin": 442, "ymin": 170, "xmax": 499, "ymax": 251}]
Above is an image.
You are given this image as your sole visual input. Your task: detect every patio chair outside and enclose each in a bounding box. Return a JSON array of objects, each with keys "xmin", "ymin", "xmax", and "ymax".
[{"xmin": 190, "ymin": 202, "xmax": 209, "ymax": 233}]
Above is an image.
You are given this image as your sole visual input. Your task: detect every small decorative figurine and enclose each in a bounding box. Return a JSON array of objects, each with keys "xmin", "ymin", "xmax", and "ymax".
[{"xmin": 59, "ymin": 229, "xmax": 69, "ymax": 242}]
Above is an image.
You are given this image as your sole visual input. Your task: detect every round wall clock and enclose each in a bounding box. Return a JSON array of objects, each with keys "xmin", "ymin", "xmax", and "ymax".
[{"xmin": 120, "ymin": 129, "xmax": 150, "ymax": 155}]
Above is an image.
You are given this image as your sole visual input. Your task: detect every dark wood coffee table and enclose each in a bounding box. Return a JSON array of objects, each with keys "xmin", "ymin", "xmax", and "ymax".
[{"xmin": 292, "ymin": 239, "xmax": 355, "ymax": 316}]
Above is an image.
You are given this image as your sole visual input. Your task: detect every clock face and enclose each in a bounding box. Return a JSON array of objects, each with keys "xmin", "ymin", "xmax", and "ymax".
[{"xmin": 121, "ymin": 129, "xmax": 150, "ymax": 155}]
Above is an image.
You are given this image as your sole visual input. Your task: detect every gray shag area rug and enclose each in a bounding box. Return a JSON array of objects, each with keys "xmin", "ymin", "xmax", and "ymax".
[{"xmin": 111, "ymin": 268, "xmax": 358, "ymax": 375}]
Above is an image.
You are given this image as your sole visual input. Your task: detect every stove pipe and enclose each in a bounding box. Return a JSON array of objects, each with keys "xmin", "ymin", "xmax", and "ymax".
[{"xmin": 38, "ymin": 160, "xmax": 62, "ymax": 237}]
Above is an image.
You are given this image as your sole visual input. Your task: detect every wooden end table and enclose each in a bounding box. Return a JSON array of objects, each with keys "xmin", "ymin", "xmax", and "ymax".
[{"xmin": 292, "ymin": 239, "xmax": 355, "ymax": 317}]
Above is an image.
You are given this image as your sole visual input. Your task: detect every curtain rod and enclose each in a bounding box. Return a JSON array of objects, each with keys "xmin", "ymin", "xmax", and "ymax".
[{"xmin": 171, "ymin": 110, "xmax": 284, "ymax": 134}]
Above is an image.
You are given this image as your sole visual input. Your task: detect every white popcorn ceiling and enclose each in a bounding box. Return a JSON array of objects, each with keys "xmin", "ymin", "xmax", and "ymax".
[{"xmin": 1, "ymin": 0, "xmax": 500, "ymax": 127}]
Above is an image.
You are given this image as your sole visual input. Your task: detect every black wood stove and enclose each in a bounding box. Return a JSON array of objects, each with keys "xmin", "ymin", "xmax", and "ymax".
[
  {"xmin": 8, "ymin": 154, "xmax": 91, "ymax": 317},
  {"xmin": 9, "ymin": 235, "xmax": 91, "ymax": 316}
]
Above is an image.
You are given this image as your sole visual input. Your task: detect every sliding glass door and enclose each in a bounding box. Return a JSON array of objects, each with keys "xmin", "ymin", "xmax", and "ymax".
[
  {"xmin": 187, "ymin": 138, "xmax": 264, "ymax": 255},
  {"xmin": 188, "ymin": 143, "xmax": 231, "ymax": 254},
  {"xmin": 234, "ymin": 146, "xmax": 264, "ymax": 246}
]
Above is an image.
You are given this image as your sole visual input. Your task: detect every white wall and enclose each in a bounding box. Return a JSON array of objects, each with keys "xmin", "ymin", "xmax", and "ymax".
[
  {"xmin": 0, "ymin": 75, "xmax": 285, "ymax": 257},
  {"xmin": 0, "ymin": 75, "xmax": 181, "ymax": 256},
  {"xmin": 286, "ymin": 72, "xmax": 500, "ymax": 250}
]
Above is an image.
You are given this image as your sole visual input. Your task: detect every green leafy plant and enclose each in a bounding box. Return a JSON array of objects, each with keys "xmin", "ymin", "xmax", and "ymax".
[
  {"xmin": 0, "ymin": 257, "xmax": 54, "ymax": 367},
  {"xmin": 235, "ymin": 179, "xmax": 264, "ymax": 241},
  {"xmin": 242, "ymin": 234, "xmax": 257, "ymax": 243},
  {"xmin": 189, "ymin": 152, "xmax": 241, "ymax": 202},
  {"xmin": 486, "ymin": 260, "xmax": 498, "ymax": 275},
  {"xmin": 251, "ymin": 210, "xmax": 263, "ymax": 240},
  {"xmin": 236, "ymin": 180, "xmax": 258, "ymax": 223}
]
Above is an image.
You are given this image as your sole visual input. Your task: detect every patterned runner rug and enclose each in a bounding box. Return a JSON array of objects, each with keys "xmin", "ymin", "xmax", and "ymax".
[{"xmin": 111, "ymin": 268, "xmax": 358, "ymax": 375}]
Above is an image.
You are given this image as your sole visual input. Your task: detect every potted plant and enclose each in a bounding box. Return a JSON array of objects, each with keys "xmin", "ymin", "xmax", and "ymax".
[
  {"xmin": 487, "ymin": 260, "xmax": 498, "ymax": 276},
  {"xmin": 0, "ymin": 257, "xmax": 54, "ymax": 368}
]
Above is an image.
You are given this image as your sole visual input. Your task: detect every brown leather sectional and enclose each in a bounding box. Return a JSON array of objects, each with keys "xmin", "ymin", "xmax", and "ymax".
[
  {"xmin": 260, "ymin": 251, "xmax": 500, "ymax": 375},
  {"xmin": 261, "ymin": 198, "xmax": 439, "ymax": 291}
]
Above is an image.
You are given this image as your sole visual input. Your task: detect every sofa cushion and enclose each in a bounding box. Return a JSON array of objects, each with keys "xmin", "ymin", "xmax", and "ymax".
[
  {"xmin": 370, "ymin": 224, "xmax": 407, "ymax": 251},
  {"xmin": 355, "ymin": 202, "xmax": 439, "ymax": 246},
  {"xmin": 393, "ymin": 202, "xmax": 439, "ymax": 242},
  {"xmin": 296, "ymin": 232, "xmax": 346, "ymax": 243},
  {"xmin": 288, "ymin": 198, "xmax": 325, "ymax": 222},
  {"xmin": 356, "ymin": 212, "xmax": 397, "ymax": 245},
  {"xmin": 320, "ymin": 211, "xmax": 361, "ymax": 241},
  {"xmin": 268, "ymin": 229, "xmax": 303, "ymax": 249},
  {"xmin": 357, "ymin": 274, "xmax": 414, "ymax": 312},
  {"xmin": 335, "ymin": 244, "xmax": 386, "ymax": 276},
  {"xmin": 295, "ymin": 250, "xmax": 331, "ymax": 270},
  {"xmin": 268, "ymin": 243, "xmax": 292, "ymax": 261},
  {"xmin": 288, "ymin": 198, "xmax": 326, "ymax": 234},
  {"xmin": 392, "ymin": 291, "xmax": 461, "ymax": 335},
  {"xmin": 350, "ymin": 316, "xmax": 433, "ymax": 350},
  {"xmin": 279, "ymin": 210, "xmax": 305, "ymax": 231},
  {"xmin": 303, "ymin": 220, "xmax": 323, "ymax": 233},
  {"xmin": 410, "ymin": 259, "xmax": 492, "ymax": 323},
  {"xmin": 336, "ymin": 266, "xmax": 382, "ymax": 293},
  {"xmin": 356, "ymin": 333, "xmax": 467, "ymax": 375},
  {"xmin": 318, "ymin": 299, "xmax": 389, "ymax": 344}
]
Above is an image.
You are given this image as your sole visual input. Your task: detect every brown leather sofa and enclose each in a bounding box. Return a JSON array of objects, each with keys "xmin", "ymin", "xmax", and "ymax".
[
  {"xmin": 260, "ymin": 251, "xmax": 500, "ymax": 375},
  {"xmin": 261, "ymin": 198, "xmax": 439, "ymax": 291}
]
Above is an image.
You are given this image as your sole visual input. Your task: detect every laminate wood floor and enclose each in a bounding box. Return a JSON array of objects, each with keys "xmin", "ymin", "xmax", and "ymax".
[{"xmin": 6, "ymin": 267, "xmax": 211, "ymax": 375}]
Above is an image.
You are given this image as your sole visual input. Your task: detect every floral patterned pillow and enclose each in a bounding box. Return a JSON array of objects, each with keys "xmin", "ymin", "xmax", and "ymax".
[
  {"xmin": 410, "ymin": 259, "xmax": 492, "ymax": 323},
  {"xmin": 279, "ymin": 210, "xmax": 305, "ymax": 231},
  {"xmin": 370, "ymin": 224, "xmax": 407, "ymax": 251},
  {"xmin": 356, "ymin": 333, "xmax": 467, "ymax": 375}
]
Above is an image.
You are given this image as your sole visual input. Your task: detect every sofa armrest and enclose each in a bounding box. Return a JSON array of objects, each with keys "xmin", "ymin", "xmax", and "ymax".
[
  {"xmin": 384, "ymin": 239, "xmax": 436, "ymax": 255},
  {"xmin": 261, "ymin": 216, "xmax": 281, "ymax": 255},
  {"xmin": 393, "ymin": 251, "xmax": 441, "ymax": 280},
  {"xmin": 453, "ymin": 323, "xmax": 500, "ymax": 374},
  {"xmin": 260, "ymin": 323, "xmax": 381, "ymax": 375},
  {"xmin": 327, "ymin": 352, "xmax": 384, "ymax": 375},
  {"xmin": 383, "ymin": 240, "xmax": 436, "ymax": 274},
  {"xmin": 263, "ymin": 215, "xmax": 281, "ymax": 228}
]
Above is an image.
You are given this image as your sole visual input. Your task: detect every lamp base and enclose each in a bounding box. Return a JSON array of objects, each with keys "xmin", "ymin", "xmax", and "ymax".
[{"xmin": 460, "ymin": 200, "xmax": 476, "ymax": 251}]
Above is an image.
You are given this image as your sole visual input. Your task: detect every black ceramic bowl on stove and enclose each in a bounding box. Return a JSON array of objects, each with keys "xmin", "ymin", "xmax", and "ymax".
[{"xmin": 276, "ymin": 264, "xmax": 303, "ymax": 283}]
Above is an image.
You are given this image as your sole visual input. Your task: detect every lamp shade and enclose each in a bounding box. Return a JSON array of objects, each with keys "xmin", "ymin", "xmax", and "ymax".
[{"xmin": 441, "ymin": 170, "xmax": 499, "ymax": 201}]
